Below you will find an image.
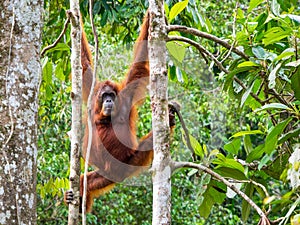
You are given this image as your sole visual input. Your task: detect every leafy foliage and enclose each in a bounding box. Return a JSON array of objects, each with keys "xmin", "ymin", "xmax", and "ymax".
[{"xmin": 39, "ymin": 0, "xmax": 300, "ymax": 224}]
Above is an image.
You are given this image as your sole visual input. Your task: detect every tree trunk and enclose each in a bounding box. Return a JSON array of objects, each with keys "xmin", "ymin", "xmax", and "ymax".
[
  {"xmin": 0, "ymin": 0, "xmax": 43, "ymax": 224},
  {"xmin": 148, "ymin": 1, "xmax": 172, "ymax": 225},
  {"xmin": 67, "ymin": 0, "xmax": 82, "ymax": 224}
]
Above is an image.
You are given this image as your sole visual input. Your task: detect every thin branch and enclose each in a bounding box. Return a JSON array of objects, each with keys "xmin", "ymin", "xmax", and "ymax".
[
  {"xmin": 172, "ymin": 161, "xmax": 270, "ymax": 223},
  {"xmin": 167, "ymin": 25, "xmax": 249, "ymax": 60},
  {"xmin": 82, "ymin": 0, "xmax": 99, "ymax": 221},
  {"xmin": 41, "ymin": 16, "xmax": 70, "ymax": 56},
  {"xmin": 167, "ymin": 30, "xmax": 264, "ymax": 107},
  {"xmin": 167, "ymin": 36, "xmax": 229, "ymax": 74},
  {"xmin": 221, "ymin": 2, "xmax": 239, "ymax": 63}
]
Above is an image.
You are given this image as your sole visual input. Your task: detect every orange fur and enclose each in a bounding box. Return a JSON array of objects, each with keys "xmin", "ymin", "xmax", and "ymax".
[{"xmin": 65, "ymin": 10, "xmax": 175, "ymax": 213}]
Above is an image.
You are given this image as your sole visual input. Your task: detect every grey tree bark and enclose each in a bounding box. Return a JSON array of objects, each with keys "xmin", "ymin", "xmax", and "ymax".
[
  {"xmin": 67, "ymin": 0, "xmax": 82, "ymax": 224},
  {"xmin": 0, "ymin": 0, "xmax": 43, "ymax": 224},
  {"xmin": 148, "ymin": 1, "xmax": 172, "ymax": 225}
]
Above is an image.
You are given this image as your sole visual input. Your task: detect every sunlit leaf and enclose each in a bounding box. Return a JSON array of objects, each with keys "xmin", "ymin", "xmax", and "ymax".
[
  {"xmin": 169, "ymin": 0, "xmax": 189, "ymax": 22},
  {"xmin": 224, "ymin": 139, "xmax": 241, "ymax": 155},
  {"xmin": 268, "ymin": 63, "xmax": 281, "ymax": 88},
  {"xmin": 237, "ymin": 61, "xmax": 260, "ymax": 68},
  {"xmin": 241, "ymin": 81, "xmax": 255, "ymax": 107},
  {"xmin": 271, "ymin": 0, "xmax": 280, "ymax": 16},
  {"xmin": 231, "ymin": 130, "xmax": 263, "ymax": 138},
  {"xmin": 166, "ymin": 41, "xmax": 186, "ymax": 63},
  {"xmin": 286, "ymin": 59, "xmax": 300, "ymax": 67},
  {"xmin": 248, "ymin": 0, "xmax": 264, "ymax": 13},
  {"xmin": 255, "ymin": 103, "xmax": 291, "ymax": 112}
]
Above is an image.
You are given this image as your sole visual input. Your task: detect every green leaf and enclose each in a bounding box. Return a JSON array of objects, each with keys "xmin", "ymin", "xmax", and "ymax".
[
  {"xmin": 166, "ymin": 41, "xmax": 186, "ymax": 63},
  {"xmin": 45, "ymin": 43, "xmax": 70, "ymax": 53},
  {"xmin": 189, "ymin": 134, "xmax": 204, "ymax": 158},
  {"xmin": 169, "ymin": 0, "xmax": 189, "ymax": 22},
  {"xmin": 263, "ymin": 117, "xmax": 292, "ymax": 154},
  {"xmin": 55, "ymin": 61, "xmax": 65, "ymax": 81},
  {"xmin": 274, "ymin": 48, "xmax": 294, "ymax": 61},
  {"xmin": 224, "ymin": 139, "xmax": 241, "ymax": 155},
  {"xmin": 247, "ymin": 144, "xmax": 265, "ymax": 162},
  {"xmin": 271, "ymin": 0, "xmax": 280, "ymax": 16},
  {"xmin": 237, "ymin": 61, "xmax": 260, "ymax": 68},
  {"xmin": 236, "ymin": 8, "xmax": 245, "ymax": 19},
  {"xmin": 278, "ymin": 127, "xmax": 300, "ymax": 144},
  {"xmin": 241, "ymin": 81, "xmax": 255, "ymax": 107},
  {"xmin": 258, "ymin": 151, "xmax": 274, "ymax": 170},
  {"xmin": 248, "ymin": 0, "xmax": 264, "ymax": 13},
  {"xmin": 209, "ymin": 186, "xmax": 226, "ymax": 204},
  {"xmin": 214, "ymin": 154, "xmax": 245, "ymax": 173},
  {"xmin": 268, "ymin": 63, "xmax": 281, "ymax": 88},
  {"xmin": 199, "ymin": 191, "xmax": 214, "ymax": 218},
  {"xmin": 42, "ymin": 58, "xmax": 53, "ymax": 85},
  {"xmin": 214, "ymin": 167, "xmax": 247, "ymax": 180},
  {"xmin": 242, "ymin": 183, "xmax": 254, "ymax": 222},
  {"xmin": 263, "ymin": 27, "xmax": 291, "ymax": 46},
  {"xmin": 252, "ymin": 46, "xmax": 267, "ymax": 59},
  {"xmin": 286, "ymin": 59, "xmax": 300, "ymax": 67},
  {"xmin": 291, "ymin": 68, "xmax": 300, "ymax": 100},
  {"xmin": 244, "ymin": 135, "xmax": 253, "ymax": 154},
  {"xmin": 255, "ymin": 103, "xmax": 291, "ymax": 112},
  {"xmin": 168, "ymin": 65, "xmax": 176, "ymax": 81},
  {"xmin": 164, "ymin": 2, "xmax": 170, "ymax": 17},
  {"xmin": 176, "ymin": 67, "xmax": 183, "ymax": 83},
  {"xmin": 231, "ymin": 130, "xmax": 263, "ymax": 138}
]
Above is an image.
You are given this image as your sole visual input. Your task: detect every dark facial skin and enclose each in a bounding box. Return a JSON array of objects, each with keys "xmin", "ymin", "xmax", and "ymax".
[{"xmin": 99, "ymin": 86, "xmax": 116, "ymax": 117}]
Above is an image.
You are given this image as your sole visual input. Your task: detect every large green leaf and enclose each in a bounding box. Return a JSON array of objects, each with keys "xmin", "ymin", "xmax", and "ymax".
[
  {"xmin": 271, "ymin": 0, "xmax": 280, "ymax": 16},
  {"xmin": 252, "ymin": 46, "xmax": 267, "ymax": 59},
  {"xmin": 241, "ymin": 183, "xmax": 254, "ymax": 222},
  {"xmin": 169, "ymin": 0, "xmax": 189, "ymax": 22},
  {"xmin": 263, "ymin": 117, "xmax": 293, "ymax": 154},
  {"xmin": 45, "ymin": 43, "xmax": 70, "ymax": 53},
  {"xmin": 199, "ymin": 190, "xmax": 214, "ymax": 218},
  {"xmin": 278, "ymin": 127, "xmax": 300, "ymax": 144},
  {"xmin": 214, "ymin": 167, "xmax": 247, "ymax": 180},
  {"xmin": 263, "ymin": 27, "xmax": 292, "ymax": 46},
  {"xmin": 291, "ymin": 67, "xmax": 300, "ymax": 100},
  {"xmin": 42, "ymin": 57, "xmax": 53, "ymax": 85},
  {"xmin": 255, "ymin": 103, "xmax": 291, "ymax": 112},
  {"xmin": 246, "ymin": 144, "xmax": 265, "ymax": 162},
  {"xmin": 248, "ymin": 0, "xmax": 264, "ymax": 13},
  {"xmin": 166, "ymin": 41, "xmax": 186, "ymax": 63},
  {"xmin": 214, "ymin": 154, "xmax": 245, "ymax": 173},
  {"xmin": 224, "ymin": 138, "xmax": 241, "ymax": 155}
]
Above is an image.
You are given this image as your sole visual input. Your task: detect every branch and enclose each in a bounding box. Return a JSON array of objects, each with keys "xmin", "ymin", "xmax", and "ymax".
[
  {"xmin": 167, "ymin": 36, "xmax": 229, "ymax": 74},
  {"xmin": 82, "ymin": 0, "xmax": 99, "ymax": 221},
  {"xmin": 221, "ymin": 2, "xmax": 239, "ymax": 63},
  {"xmin": 41, "ymin": 16, "xmax": 70, "ymax": 56},
  {"xmin": 171, "ymin": 161, "xmax": 270, "ymax": 224},
  {"xmin": 167, "ymin": 25, "xmax": 249, "ymax": 60}
]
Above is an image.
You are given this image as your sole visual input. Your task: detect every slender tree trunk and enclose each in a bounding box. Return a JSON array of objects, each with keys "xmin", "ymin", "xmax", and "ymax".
[
  {"xmin": 0, "ymin": 0, "xmax": 43, "ymax": 224},
  {"xmin": 67, "ymin": 0, "xmax": 82, "ymax": 224},
  {"xmin": 148, "ymin": 1, "xmax": 172, "ymax": 225}
]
